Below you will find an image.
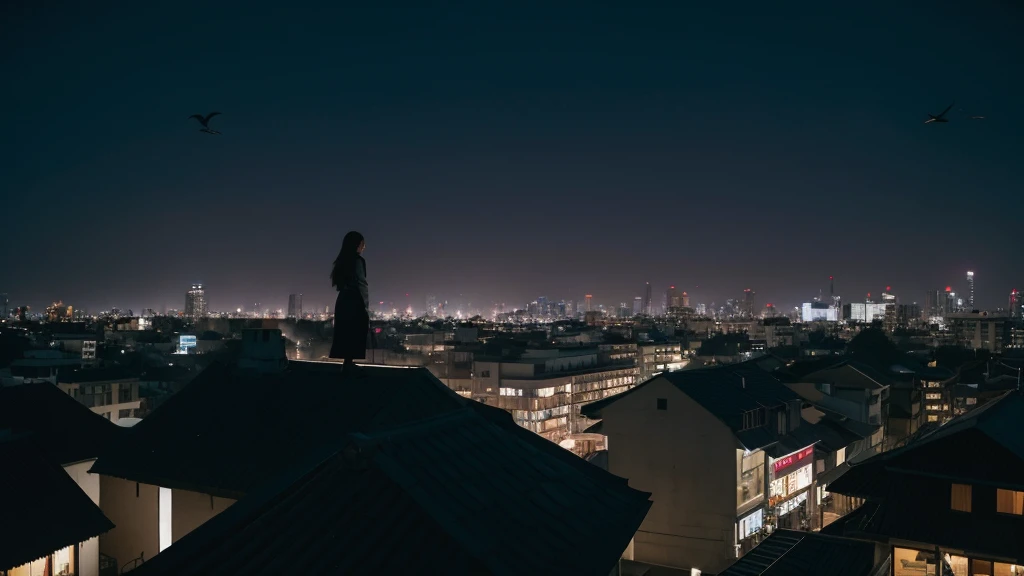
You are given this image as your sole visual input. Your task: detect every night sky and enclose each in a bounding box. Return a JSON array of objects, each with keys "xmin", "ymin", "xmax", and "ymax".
[{"xmin": 3, "ymin": 1, "xmax": 1022, "ymax": 314}]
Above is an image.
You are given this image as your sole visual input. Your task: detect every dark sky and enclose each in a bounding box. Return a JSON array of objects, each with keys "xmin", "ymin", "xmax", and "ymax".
[{"xmin": 3, "ymin": 1, "xmax": 1022, "ymax": 314}]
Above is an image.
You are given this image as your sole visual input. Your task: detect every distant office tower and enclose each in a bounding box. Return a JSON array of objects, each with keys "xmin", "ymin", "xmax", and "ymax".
[
  {"xmin": 966, "ymin": 271, "xmax": 975, "ymax": 310},
  {"xmin": 1010, "ymin": 289, "xmax": 1021, "ymax": 318},
  {"xmin": 666, "ymin": 286, "xmax": 680, "ymax": 309},
  {"xmin": 743, "ymin": 289, "xmax": 756, "ymax": 318},
  {"xmin": 924, "ymin": 290, "xmax": 940, "ymax": 319},
  {"xmin": 945, "ymin": 286, "xmax": 956, "ymax": 315},
  {"xmin": 287, "ymin": 293, "xmax": 303, "ymax": 319},
  {"xmin": 643, "ymin": 282, "xmax": 652, "ymax": 315},
  {"xmin": 184, "ymin": 284, "xmax": 207, "ymax": 323},
  {"xmin": 425, "ymin": 294, "xmax": 439, "ymax": 316},
  {"xmin": 585, "ymin": 294, "xmax": 593, "ymax": 312},
  {"xmin": 681, "ymin": 291, "xmax": 690, "ymax": 308},
  {"xmin": 632, "ymin": 297, "xmax": 642, "ymax": 316}
]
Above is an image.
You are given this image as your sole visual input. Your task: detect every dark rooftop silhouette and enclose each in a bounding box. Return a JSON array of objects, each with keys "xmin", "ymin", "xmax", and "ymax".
[
  {"xmin": 0, "ymin": 436, "xmax": 114, "ymax": 571},
  {"xmin": 718, "ymin": 529, "xmax": 882, "ymax": 576},
  {"xmin": 0, "ymin": 381, "xmax": 123, "ymax": 466},
  {"xmin": 126, "ymin": 407, "xmax": 651, "ymax": 575}
]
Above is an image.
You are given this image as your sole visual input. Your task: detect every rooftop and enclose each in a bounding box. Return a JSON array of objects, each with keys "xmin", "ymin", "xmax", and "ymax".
[
  {"xmin": 581, "ymin": 362, "xmax": 802, "ymax": 450},
  {"xmin": 0, "ymin": 382, "xmax": 123, "ymax": 465},
  {"xmin": 0, "ymin": 436, "xmax": 114, "ymax": 571},
  {"xmin": 719, "ymin": 529, "xmax": 882, "ymax": 576},
  {"xmin": 91, "ymin": 361, "xmax": 470, "ymax": 498},
  {"xmin": 126, "ymin": 407, "xmax": 651, "ymax": 576},
  {"xmin": 830, "ymin": 390, "xmax": 1024, "ymax": 497}
]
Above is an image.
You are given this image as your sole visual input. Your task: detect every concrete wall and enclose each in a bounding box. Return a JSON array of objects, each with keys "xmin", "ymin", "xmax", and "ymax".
[
  {"xmin": 64, "ymin": 460, "xmax": 101, "ymax": 576},
  {"xmin": 171, "ymin": 488, "xmax": 236, "ymax": 543},
  {"xmin": 603, "ymin": 377, "xmax": 738, "ymax": 573},
  {"xmin": 99, "ymin": 476, "xmax": 159, "ymax": 570}
]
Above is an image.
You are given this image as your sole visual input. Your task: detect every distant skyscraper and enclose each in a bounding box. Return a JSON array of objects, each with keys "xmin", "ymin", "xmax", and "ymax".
[
  {"xmin": 666, "ymin": 286, "xmax": 680, "ymax": 309},
  {"xmin": 643, "ymin": 282, "xmax": 652, "ymax": 315},
  {"xmin": 681, "ymin": 292, "xmax": 690, "ymax": 308},
  {"xmin": 925, "ymin": 290, "xmax": 941, "ymax": 319},
  {"xmin": 585, "ymin": 294, "xmax": 593, "ymax": 312},
  {"xmin": 632, "ymin": 297, "xmax": 642, "ymax": 316},
  {"xmin": 743, "ymin": 289, "xmax": 755, "ymax": 318},
  {"xmin": 966, "ymin": 271, "xmax": 975, "ymax": 310},
  {"xmin": 184, "ymin": 284, "xmax": 207, "ymax": 323},
  {"xmin": 1010, "ymin": 289, "xmax": 1020, "ymax": 318},
  {"xmin": 287, "ymin": 293, "xmax": 303, "ymax": 319}
]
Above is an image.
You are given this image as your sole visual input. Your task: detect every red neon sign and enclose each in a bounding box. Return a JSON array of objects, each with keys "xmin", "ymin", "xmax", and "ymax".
[{"xmin": 773, "ymin": 446, "xmax": 814, "ymax": 474}]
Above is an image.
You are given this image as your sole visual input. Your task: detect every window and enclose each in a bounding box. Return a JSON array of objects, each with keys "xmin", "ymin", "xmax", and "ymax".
[
  {"xmin": 118, "ymin": 409, "xmax": 132, "ymax": 419},
  {"xmin": 926, "ymin": 392, "xmax": 942, "ymax": 400},
  {"xmin": 928, "ymin": 415, "xmax": 939, "ymax": 422},
  {"xmin": 480, "ymin": 370, "xmax": 490, "ymax": 377},
  {"xmin": 656, "ymin": 398, "xmax": 668, "ymax": 410},
  {"xmin": 996, "ymin": 489, "xmax": 1024, "ymax": 515},
  {"xmin": 951, "ymin": 483, "xmax": 972, "ymax": 512}
]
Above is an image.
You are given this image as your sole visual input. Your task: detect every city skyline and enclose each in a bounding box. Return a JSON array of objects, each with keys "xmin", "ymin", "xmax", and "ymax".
[
  {"xmin": 3, "ymin": 268, "xmax": 1012, "ymax": 318},
  {"xmin": 4, "ymin": 2, "xmax": 1022, "ymax": 318}
]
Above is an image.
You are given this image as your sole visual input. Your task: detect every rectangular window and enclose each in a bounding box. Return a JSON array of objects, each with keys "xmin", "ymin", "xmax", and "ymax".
[
  {"xmin": 994, "ymin": 563, "xmax": 1024, "ymax": 576},
  {"xmin": 926, "ymin": 393, "xmax": 942, "ymax": 400},
  {"xmin": 657, "ymin": 398, "xmax": 668, "ymax": 410},
  {"xmin": 997, "ymin": 489, "xmax": 1024, "ymax": 515},
  {"xmin": 951, "ymin": 483, "xmax": 972, "ymax": 512},
  {"xmin": 893, "ymin": 547, "xmax": 935, "ymax": 576}
]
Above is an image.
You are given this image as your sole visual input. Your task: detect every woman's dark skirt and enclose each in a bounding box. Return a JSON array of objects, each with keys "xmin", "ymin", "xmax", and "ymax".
[{"xmin": 330, "ymin": 291, "xmax": 369, "ymax": 360}]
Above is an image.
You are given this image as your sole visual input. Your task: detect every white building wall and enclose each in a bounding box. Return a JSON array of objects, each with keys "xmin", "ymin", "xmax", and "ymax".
[{"xmin": 64, "ymin": 460, "xmax": 100, "ymax": 576}]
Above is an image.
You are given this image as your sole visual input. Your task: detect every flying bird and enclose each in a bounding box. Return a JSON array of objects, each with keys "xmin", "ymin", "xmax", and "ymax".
[
  {"xmin": 188, "ymin": 112, "xmax": 222, "ymax": 134},
  {"xmin": 924, "ymin": 102, "xmax": 954, "ymax": 124}
]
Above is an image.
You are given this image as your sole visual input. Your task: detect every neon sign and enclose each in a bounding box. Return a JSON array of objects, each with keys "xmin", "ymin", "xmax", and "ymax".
[{"xmin": 772, "ymin": 446, "xmax": 814, "ymax": 474}]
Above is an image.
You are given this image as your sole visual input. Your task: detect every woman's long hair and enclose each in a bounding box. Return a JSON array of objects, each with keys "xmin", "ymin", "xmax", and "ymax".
[{"xmin": 331, "ymin": 231, "xmax": 364, "ymax": 288}]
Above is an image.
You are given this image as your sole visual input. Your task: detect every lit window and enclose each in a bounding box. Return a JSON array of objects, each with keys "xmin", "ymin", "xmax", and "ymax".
[
  {"xmin": 997, "ymin": 489, "xmax": 1024, "ymax": 515},
  {"xmin": 951, "ymin": 483, "xmax": 972, "ymax": 512}
]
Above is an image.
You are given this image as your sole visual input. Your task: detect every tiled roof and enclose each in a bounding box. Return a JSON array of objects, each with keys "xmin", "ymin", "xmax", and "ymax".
[
  {"xmin": 830, "ymin": 392, "xmax": 1024, "ymax": 496},
  {"xmin": 126, "ymin": 408, "xmax": 652, "ymax": 576},
  {"xmin": 823, "ymin": 486, "xmax": 1024, "ymax": 562},
  {"xmin": 0, "ymin": 437, "xmax": 114, "ymax": 571},
  {"xmin": 798, "ymin": 362, "xmax": 891, "ymax": 390},
  {"xmin": 719, "ymin": 529, "xmax": 880, "ymax": 576},
  {"xmin": 0, "ymin": 382, "xmax": 123, "ymax": 465},
  {"xmin": 582, "ymin": 363, "xmax": 801, "ymax": 451},
  {"xmin": 90, "ymin": 362, "xmax": 471, "ymax": 497}
]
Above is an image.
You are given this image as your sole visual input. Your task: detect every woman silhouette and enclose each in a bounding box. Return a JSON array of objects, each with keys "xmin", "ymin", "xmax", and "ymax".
[{"xmin": 329, "ymin": 231, "xmax": 369, "ymax": 375}]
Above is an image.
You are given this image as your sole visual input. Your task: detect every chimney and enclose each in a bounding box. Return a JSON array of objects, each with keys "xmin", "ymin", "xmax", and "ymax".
[{"xmin": 239, "ymin": 329, "xmax": 288, "ymax": 373}]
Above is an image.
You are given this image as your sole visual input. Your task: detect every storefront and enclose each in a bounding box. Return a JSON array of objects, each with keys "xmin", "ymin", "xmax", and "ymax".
[
  {"xmin": 768, "ymin": 446, "xmax": 814, "ymax": 530},
  {"xmin": 736, "ymin": 507, "xmax": 765, "ymax": 554}
]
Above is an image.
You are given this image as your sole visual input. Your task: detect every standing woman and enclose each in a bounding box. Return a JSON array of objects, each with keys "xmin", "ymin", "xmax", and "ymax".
[{"xmin": 329, "ymin": 231, "xmax": 369, "ymax": 375}]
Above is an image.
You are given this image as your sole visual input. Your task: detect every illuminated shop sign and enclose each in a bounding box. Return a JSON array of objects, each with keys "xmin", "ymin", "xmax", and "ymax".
[{"xmin": 772, "ymin": 446, "xmax": 814, "ymax": 475}]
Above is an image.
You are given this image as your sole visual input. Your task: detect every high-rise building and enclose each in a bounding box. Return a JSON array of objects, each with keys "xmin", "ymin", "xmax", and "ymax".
[
  {"xmin": 966, "ymin": 271, "xmax": 975, "ymax": 310},
  {"xmin": 643, "ymin": 282, "xmax": 652, "ymax": 316},
  {"xmin": 585, "ymin": 294, "xmax": 593, "ymax": 312},
  {"xmin": 743, "ymin": 288, "xmax": 756, "ymax": 318},
  {"xmin": 681, "ymin": 292, "xmax": 690, "ymax": 308},
  {"xmin": 1010, "ymin": 289, "xmax": 1021, "ymax": 318},
  {"xmin": 287, "ymin": 293, "xmax": 303, "ymax": 319},
  {"xmin": 185, "ymin": 284, "xmax": 207, "ymax": 323},
  {"xmin": 633, "ymin": 297, "xmax": 642, "ymax": 316},
  {"xmin": 666, "ymin": 286, "xmax": 681, "ymax": 309},
  {"xmin": 925, "ymin": 290, "xmax": 940, "ymax": 319}
]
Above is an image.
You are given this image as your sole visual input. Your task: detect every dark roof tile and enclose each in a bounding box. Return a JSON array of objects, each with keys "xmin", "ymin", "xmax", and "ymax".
[
  {"xmin": 127, "ymin": 408, "xmax": 652, "ymax": 576},
  {"xmin": 720, "ymin": 529, "xmax": 880, "ymax": 576},
  {"xmin": 0, "ymin": 382, "xmax": 123, "ymax": 465},
  {"xmin": 0, "ymin": 437, "xmax": 114, "ymax": 571}
]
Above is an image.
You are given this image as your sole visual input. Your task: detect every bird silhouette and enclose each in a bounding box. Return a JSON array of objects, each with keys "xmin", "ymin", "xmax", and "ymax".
[
  {"xmin": 188, "ymin": 112, "xmax": 222, "ymax": 134},
  {"xmin": 924, "ymin": 102, "xmax": 954, "ymax": 124}
]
